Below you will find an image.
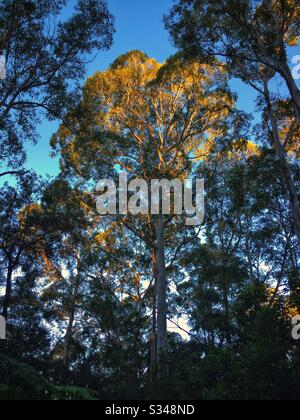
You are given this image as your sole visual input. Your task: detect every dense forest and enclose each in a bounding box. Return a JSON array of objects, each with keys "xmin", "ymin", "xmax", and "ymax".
[{"xmin": 0, "ymin": 0, "xmax": 300, "ymax": 401}]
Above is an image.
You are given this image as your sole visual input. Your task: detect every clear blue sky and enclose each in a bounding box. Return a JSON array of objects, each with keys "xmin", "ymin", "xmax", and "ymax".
[
  {"xmin": 26, "ymin": 0, "xmax": 177, "ymax": 176},
  {"xmin": 24, "ymin": 0, "xmax": 299, "ymax": 178}
]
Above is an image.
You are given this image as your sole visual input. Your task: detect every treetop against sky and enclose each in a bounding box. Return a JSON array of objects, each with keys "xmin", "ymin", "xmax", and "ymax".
[
  {"xmin": 23, "ymin": 0, "xmax": 299, "ymax": 179},
  {"xmin": 1, "ymin": 0, "xmax": 300, "ymax": 400},
  {"xmin": 25, "ymin": 0, "xmax": 176, "ymax": 176}
]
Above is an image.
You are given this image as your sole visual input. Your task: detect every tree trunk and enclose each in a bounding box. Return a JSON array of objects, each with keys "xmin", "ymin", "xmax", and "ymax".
[
  {"xmin": 155, "ymin": 215, "xmax": 168, "ymax": 378},
  {"xmin": 221, "ymin": 261, "xmax": 231, "ymax": 345},
  {"xmin": 264, "ymin": 78, "xmax": 300, "ymax": 243},
  {"xmin": 245, "ymin": 216, "xmax": 256, "ymax": 285},
  {"xmin": 279, "ymin": 62, "xmax": 300, "ymax": 124},
  {"xmin": 2, "ymin": 261, "xmax": 13, "ymax": 321},
  {"xmin": 150, "ymin": 250, "xmax": 157, "ymax": 382},
  {"xmin": 63, "ymin": 278, "xmax": 80, "ymax": 380},
  {"xmin": 63, "ymin": 303, "xmax": 76, "ymax": 373}
]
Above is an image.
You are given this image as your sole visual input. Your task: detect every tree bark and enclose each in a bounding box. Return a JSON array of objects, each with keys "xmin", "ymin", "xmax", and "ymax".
[
  {"xmin": 63, "ymin": 277, "xmax": 80, "ymax": 379},
  {"xmin": 279, "ymin": 62, "xmax": 300, "ymax": 124},
  {"xmin": 63, "ymin": 302, "xmax": 76, "ymax": 372},
  {"xmin": 221, "ymin": 256, "xmax": 231, "ymax": 345},
  {"xmin": 150, "ymin": 250, "xmax": 158, "ymax": 382},
  {"xmin": 155, "ymin": 215, "xmax": 168, "ymax": 378},
  {"xmin": 2, "ymin": 261, "xmax": 13, "ymax": 321},
  {"xmin": 264, "ymin": 78, "xmax": 300, "ymax": 243},
  {"xmin": 245, "ymin": 216, "xmax": 256, "ymax": 285}
]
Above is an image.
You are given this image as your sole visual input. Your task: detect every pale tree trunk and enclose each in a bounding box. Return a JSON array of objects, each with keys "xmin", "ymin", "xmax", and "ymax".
[
  {"xmin": 222, "ymin": 276, "xmax": 231, "ymax": 345},
  {"xmin": 245, "ymin": 215, "xmax": 256, "ymax": 285},
  {"xmin": 264, "ymin": 78, "xmax": 300, "ymax": 243},
  {"xmin": 2, "ymin": 260, "xmax": 13, "ymax": 321},
  {"xmin": 279, "ymin": 62, "xmax": 300, "ymax": 124},
  {"xmin": 155, "ymin": 215, "xmax": 168, "ymax": 378},
  {"xmin": 63, "ymin": 277, "xmax": 80, "ymax": 379},
  {"xmin": 150, "ymin": 250, "xmax": 158, "ymax": 382},
  {"xmin": 63, "ymin": 302, "xmax": 76, "ymax": 372},
  {"xmin": 2, "ymin": 249, "xmax": 22, "ymax": 322},
  {"xmin": 241, "ymin": 170, "xmax": 256, "ymax": 284},
  {"xmin": 220, "ymin": 250, "xmax": 231, "ymax": 345}
]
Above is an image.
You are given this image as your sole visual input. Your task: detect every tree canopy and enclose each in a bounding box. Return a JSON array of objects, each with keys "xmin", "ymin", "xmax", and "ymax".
[
  {"xmin": 1, "ymin": 1, "xmax": 300, "ymax": 401},
  {"xmin": 0, "ymin": 0, "xmax": 114, "ymax": 172}
]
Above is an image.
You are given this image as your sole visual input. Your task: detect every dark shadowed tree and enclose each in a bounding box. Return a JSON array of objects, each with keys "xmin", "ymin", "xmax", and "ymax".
[
  {"xmin": 165, "ymin": 0, "xmax": 300, "ymax": 121},
  {"xmin": 51, "ymin": 50, "xmax": 235, "ymax": 378},
  {"xmin": 165, "ymin": 0, "xmax": 300, "ymax": 243},
  {"xmin": 0, "ymin": 0, "xmax": 114, "ymax": 172}
]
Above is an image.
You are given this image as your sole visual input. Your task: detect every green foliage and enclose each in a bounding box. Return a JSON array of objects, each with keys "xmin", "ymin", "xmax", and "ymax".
[
  {"xmin": 0, "ymin": 354, "xmax": 51, "ymax": 400},
  {"xmin": 1, "ymin": 1, "xmax": 300, "ymax": 399},
  {"xmin": 0, "ymin": 0, "xmax": 115, "ymax": 170},
  {"xmin": 0, "ymin": 354, "xmax": 100, "ymax": 400},
  {"xmin": 51, "ymin": 386, "xmax": 99, "ymax": 401}
]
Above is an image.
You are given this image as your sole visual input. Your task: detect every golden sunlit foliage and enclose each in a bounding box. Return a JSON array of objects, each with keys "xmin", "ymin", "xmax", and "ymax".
[{"xmin": 53, "ymin": 51, "xmax": 235, "ymax": 182}]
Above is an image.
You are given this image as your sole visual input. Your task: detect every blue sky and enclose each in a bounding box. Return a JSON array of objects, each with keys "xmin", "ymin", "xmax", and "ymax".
[
  {"xmin": 24, "ymin": 0, "xmax": 299, "ymax": 178},
  {"xmin": 26, "ymin": 0, "xmax": 177, "ymax": 176}
]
